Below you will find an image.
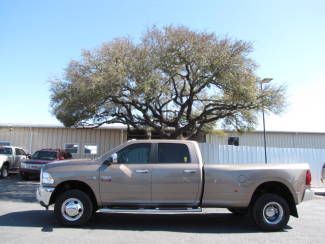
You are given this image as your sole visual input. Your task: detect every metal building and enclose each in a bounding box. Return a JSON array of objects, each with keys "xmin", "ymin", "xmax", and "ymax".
[
  {"xmin": 0, "ymin": 124, "xmax": 126, "ymax": 158},
  {"xmin": 206, "ymin": 131, "xmax": 325, "ymax": 149},
  {"xmin": 1, "ymin": 124, "xmax": 325, "ymax": 158}
]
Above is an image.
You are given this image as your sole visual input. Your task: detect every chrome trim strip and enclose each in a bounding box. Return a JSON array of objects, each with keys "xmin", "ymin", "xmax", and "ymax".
[{"xmin": 98, "ymin": 208, "xmax": 202, "ymax": 214}]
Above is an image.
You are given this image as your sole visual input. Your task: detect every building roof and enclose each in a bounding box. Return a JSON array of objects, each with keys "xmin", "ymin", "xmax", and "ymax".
[
  {"xmin": 0, "ymin": 122, "xmax": 127, "ymax": 130},
  {"xmin": 0, "ymin": 123, "xmax": 324, "ymax": 135}
]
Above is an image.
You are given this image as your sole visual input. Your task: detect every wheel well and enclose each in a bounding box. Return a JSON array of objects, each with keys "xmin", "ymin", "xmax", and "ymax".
[
  {"xmin": 2, "ymin": 161, "xmax": 9, "ymax": 167},
  {"xmin": 250, "ymin": 181, "xmax": 298, "ymax": 217},
  {"xmin": 50, "ymin": 180, "xmax": 98, "ymax": 210},
  {"xmin": 1, "ymin": 161, "xmax": 9, "ymax": 169}
]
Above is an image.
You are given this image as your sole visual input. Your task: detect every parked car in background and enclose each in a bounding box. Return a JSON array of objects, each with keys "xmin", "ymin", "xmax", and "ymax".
[
  {"xmin": 0, "ymin": 146, "xmax": 29, "ymax": 178},
  {"xmin": 20, "ymin": 149, "xmax": 71, "ymax": 180}
]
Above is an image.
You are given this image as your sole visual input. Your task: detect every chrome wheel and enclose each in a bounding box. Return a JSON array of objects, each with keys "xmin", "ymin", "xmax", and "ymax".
[
  {"xmin": 262, "ymin": 201, "xmax": 284, "ymax": 225},
  {"xmin": 61, "ymin": 198, "xmax": 84, "ymax": 221}
]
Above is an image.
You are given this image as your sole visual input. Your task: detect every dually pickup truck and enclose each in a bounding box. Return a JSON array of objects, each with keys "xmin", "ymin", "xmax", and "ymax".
[{"xmin": 36, "ymin": 140, "xmax": 314, "ymax": 231}]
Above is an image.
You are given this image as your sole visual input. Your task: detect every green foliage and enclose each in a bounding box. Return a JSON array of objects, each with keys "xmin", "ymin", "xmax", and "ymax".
[{"xmin": 50, "ymin": 26, "xmax": 286, "ymax": 138}]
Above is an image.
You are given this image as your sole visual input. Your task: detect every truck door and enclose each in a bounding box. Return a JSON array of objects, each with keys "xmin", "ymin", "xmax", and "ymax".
[
  {"xmin": 99, "ymin": 143, "xmax": 153, "ymax": 205},
  {"xmin": 151, "ymin": 143, "xmax": 202, "ymax": 206}
]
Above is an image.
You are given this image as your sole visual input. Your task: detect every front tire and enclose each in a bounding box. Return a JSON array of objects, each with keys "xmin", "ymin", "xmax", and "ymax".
[
  {"xmin": 0, "ymin": 164, "xmax": 9, "ymax": 178},
  {"xmin": 54, "ymin": 189, "xmax": 93, "ymax": 226},
  {"xmin": 251, "ymin": 193, "xmax": 290, "ymax": 231}
]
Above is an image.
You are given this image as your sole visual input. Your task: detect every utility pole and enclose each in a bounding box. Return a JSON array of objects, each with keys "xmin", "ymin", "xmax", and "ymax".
[{"xmin": 259, "ymin": 78, "xmax": 273, "ymax": 164}]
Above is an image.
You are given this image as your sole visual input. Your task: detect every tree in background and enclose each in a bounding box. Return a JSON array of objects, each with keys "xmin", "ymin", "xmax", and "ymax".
[{"xmin": 50, "ymin": 26, "xmax": 285, "ymax": 139}]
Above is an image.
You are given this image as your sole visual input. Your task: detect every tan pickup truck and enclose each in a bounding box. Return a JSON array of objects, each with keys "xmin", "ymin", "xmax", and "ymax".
[{"xmin": 36, "ymin": 140, "xmax": 314, "ymax": 231}]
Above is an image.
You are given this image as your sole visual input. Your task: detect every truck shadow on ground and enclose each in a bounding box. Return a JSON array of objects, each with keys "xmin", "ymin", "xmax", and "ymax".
[{"xmin": 0, "ymin": 210, "xmax": 292, "ymax": 234}]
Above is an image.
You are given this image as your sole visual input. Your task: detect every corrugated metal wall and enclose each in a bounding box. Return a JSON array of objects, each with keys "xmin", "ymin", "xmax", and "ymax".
[
  {"xmin": 2, "ymin": 126, "xmax": 325, "ymax": 151},
  {"xmin": 206, "ymin": 132, "xmax": 325, "ymax": 149},
  {"xmin": 0, "ymin": 126, "xmax": 127, "ymax": 158},
  {"xmin": 199, "ymin": 143, "xmax": 325, "ymax": 187},
  {"xmin": 1, "ymin": 125, "xmax": 325, "ymax": 186}
]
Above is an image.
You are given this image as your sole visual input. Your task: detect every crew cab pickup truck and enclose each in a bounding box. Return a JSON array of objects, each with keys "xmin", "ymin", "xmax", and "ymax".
[
  {"xmin": 36, "ymin": 140, "xmax": 314, "ymax": 231},
  {"xmin": 0, "ymin": 146, "xmax": 28, "ymax": 178}
]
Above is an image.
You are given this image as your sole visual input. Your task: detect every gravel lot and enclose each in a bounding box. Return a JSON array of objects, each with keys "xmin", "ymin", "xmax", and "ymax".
[{"xmin": 0, "ymin": 175, "xmax": 324, "ymax": 244}]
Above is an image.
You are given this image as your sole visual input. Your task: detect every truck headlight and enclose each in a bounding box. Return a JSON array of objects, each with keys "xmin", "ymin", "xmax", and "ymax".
[
  {"xmin": 20, "ymin": 162, "xmax": 27, "ymax": 168},
  {"xmin": 41, "ymin": 171, "xmax": 54, "ymax": 184}
]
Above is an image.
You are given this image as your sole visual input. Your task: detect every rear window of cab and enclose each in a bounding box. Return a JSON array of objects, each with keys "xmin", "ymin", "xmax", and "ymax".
[{"xmin": 157, "ymin": 143, "xmax": 191, "ymax": 163}]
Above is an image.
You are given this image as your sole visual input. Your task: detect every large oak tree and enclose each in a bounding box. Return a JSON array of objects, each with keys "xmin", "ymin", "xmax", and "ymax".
[{"xmin": 50, "ymin": 26, "xmax": 285, "ymax": 139}]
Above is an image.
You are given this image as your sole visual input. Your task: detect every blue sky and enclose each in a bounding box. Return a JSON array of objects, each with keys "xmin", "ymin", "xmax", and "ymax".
[{"xmin": 1, "ymin": 0, "xmax": 325, "ymax": 132}]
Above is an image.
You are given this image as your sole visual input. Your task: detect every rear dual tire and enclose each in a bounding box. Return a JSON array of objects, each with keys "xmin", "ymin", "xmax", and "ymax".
[{"xmin": 251, "ymin": 193, "xmax": 290, "ymax": 231}]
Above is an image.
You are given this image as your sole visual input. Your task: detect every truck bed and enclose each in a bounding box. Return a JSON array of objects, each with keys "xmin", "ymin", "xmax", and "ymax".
[{"xmin": 202, "ymin": 163, "xmax": 309, "ymax": 207}]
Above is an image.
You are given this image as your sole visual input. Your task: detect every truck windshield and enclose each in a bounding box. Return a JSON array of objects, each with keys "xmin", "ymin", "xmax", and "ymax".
[
  {"xmin": 31, "ymin": 151, "xmax": 57, "ymax": 160},
  {"xmin": 0, "ymin": 147, "xmax": 12, "ymax": 155}
]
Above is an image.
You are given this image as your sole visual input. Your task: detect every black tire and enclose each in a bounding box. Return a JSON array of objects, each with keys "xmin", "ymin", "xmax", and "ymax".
[
  {"xmin": 0, "ymin": 164, "xmax": 9, "ymax": 178},
  {"xmin": 228, "ymin": 207, "xmax": 248, "ymax": 216},
  {"xmin": 251, "ymin": 193, "xmax": 290, "ymax": 231},
  {"xmin": 54, "ymin": 189, "xmax": 94, "ymax": 226},
  {"xmin": 20, "ymin": 173, "xmax": 29, "ymax": 181}
]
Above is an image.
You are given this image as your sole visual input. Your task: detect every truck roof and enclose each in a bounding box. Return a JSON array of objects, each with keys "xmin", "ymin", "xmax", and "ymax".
[
  {"xmin": 0, "ymin": 146, "xmax": 23, "ymax": 149},
  {"xmin": 127, "ymin": 139, "xmax": 197, "ymax": 144}
]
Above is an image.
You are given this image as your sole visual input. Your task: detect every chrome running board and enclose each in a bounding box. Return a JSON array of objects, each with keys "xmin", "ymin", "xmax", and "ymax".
[{"xmin": 98, "ymin": 207, "xmax": 202, "ymax": 214}]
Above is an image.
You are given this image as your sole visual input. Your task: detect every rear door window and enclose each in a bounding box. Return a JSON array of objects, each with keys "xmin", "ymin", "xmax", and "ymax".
[
  {"xmin": 20, "ymin": 149, "xmax": 26, "ymax": 155},
  {"xmin": 15, "ymin": 148, "xmax": 21, "ymax": 155},
  {"xmin": 17, "ymin": 149, "xmax": 26, "ymax": 156},
  {"xmin": 157, "ymin": 143, "xmax": 191, "ymax": 163}
]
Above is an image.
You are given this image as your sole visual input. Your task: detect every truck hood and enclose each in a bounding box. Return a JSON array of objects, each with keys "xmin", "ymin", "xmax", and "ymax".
[
  {"xmin": 24, "ymin": 159, "xmax": 52, "ymax": 165},
  {"xmin": 43, "ymin": 158, "xmax": 99, "ymax": 171},
  {"xmin": 0, "ymin": 154, "xmax": 9, "ymax": 162},
  {"xmin": 42, "ymin": 159, "xmax": 101, "ymax": 185}
]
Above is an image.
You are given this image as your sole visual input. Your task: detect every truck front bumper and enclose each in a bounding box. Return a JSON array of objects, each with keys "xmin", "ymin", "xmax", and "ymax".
[
  {"xmin": 36, "ymin": 186, "xmax": 55, "ymax": 208},
  {"xmin": 302, "ymin": 188, "xmax": 314, "ymax": 202}
]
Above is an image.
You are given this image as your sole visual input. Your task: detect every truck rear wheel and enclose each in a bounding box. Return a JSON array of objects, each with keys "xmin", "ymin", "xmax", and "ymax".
[
  {"xmin": 251, "ymin": 193, "xmax": 290, "ymax": 231},
  {"xmin": 54, "ymin": 189, "xmax": 93, "ymax": 226}
]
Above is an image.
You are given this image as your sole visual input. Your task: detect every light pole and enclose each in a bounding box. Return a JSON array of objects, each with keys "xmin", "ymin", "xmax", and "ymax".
[{"xmin": 260, "ymin": 78, "xmax": 273, "ymax": 164}]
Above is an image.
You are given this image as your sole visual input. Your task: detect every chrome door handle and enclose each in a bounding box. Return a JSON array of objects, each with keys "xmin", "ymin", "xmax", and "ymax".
[
  {"xmin": 183, "ymin": 169, "xmax": 197, "ymax": 174},
  {"xmin": 135, "ymin": 169, "xmax": 149, "ymax": 174},
  {"xmin": 100, "ymin": 176, "xmax": 112, "ymax": 182}
]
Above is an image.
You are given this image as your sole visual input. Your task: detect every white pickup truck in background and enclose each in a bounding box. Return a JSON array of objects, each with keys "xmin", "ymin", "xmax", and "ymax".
[{"xmin": 0, "ymin": 146, "xmax": 29, "ymax": 178}]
